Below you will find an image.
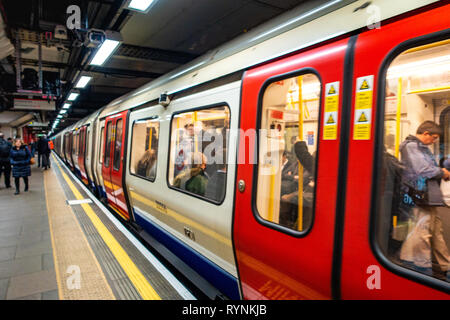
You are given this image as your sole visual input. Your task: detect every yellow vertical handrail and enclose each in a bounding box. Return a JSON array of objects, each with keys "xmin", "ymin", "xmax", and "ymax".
[
  {"xmin": 395, "ymin": 77, "xmax": 402, "ymax": 159},
  {"xmin": 297, "ymin": 76, "xmax": 304, "ymax": 231},
  {"xmin": 193, "ymin": 112, "xmax": 199, "ymax": 152},
  {"xmin": 268, "ymin": 165, "xmax": 276, "ymax": 222},
  {"xmin": 148, "ymin": 127, "xmax": 153, "ymax": 151}
]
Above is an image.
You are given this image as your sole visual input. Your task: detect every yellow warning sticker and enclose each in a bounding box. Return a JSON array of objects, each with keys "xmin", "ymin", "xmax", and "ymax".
[
  {"xmin": 324, "ymin": 81, "xmax": 339, "ymax": 140},
  {"xmin": 357, "ymin": 112, "xmax": 368, "ymax": 122},
  {"xmin": 354, "ymin": 75, "xmax": 373, "ymax": 140},
  {"xmin": 326, "ymin": 114, "xmax": 336, "ymax": 124}
]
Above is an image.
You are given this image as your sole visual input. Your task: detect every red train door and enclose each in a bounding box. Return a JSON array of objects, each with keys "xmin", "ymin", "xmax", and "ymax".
[
  {"xmin": 102, "ymin": 111, "xmax": 130, "ymax": 220},
  {"xmin": 78, "ymin": 126, "xmax": 89, "ymax": 185},
  {"xmin": 234, "ymin": 38, "xmax": 349, "ymax": 299},
  {"xmin": 67, "ymin": 131, "xmax": 74, "ymax": 169},
  {"xmin": 340, "ymin": 4, "xmax": 450, "ymax": 299}
]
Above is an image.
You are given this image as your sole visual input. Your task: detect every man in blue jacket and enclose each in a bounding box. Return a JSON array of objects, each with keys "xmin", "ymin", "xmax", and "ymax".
[
  {"xmin": 0, "ymin": 132, "xmax": 12, "ymax": 188},
  {"xmin": 399, "ymin": 121, "xmax": 450, "ymax": 281}
]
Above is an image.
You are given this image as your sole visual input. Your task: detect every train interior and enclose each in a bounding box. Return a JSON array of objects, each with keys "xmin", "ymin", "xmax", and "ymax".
[
  {"xmin": 256, "ymin": 73, "xmax": 320, "ymax": 231},
  {"xmin": 379, "ymin": 39, "xmax": 450, "ymax": 282}
]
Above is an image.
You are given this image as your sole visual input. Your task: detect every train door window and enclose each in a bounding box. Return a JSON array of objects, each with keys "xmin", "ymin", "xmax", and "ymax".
[
  {"xmin": 376, "ymin": 39, "xmax": 450, "ymax": 282},
  {"xmin": 104, "ymin": 122, "xmax": 112, "ymax": 167},
  {"xmin": 130, "ymin": 117, "xmax": 159, "ymax": 181},
  {"xmin": 168, "ymin": 105, "xmax": 230, "ymax": 203},
  {"xmin": 113, "ymin": 119, "xmax": 123, "ymax": 171},
  {"xmin": 99, "ymin": 127, "xmax": 104, "ymax": 164},
  {"xmin": 255, "ymin": 73, "xmax": 321, "ymax": 232}
]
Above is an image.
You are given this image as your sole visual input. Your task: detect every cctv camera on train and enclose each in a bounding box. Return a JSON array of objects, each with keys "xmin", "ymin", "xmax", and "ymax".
[{"xmin": 159, "ymin": 92, "xmax": 170, "ymax": 107}]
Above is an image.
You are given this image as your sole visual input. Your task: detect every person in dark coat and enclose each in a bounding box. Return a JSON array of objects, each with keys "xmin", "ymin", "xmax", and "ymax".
[
  {"xmin": 37, "ymin": 136, "xmax": 50, "ymax": 170},
  {"xmin": 37, "ymin": 136, "xmax": 48, "ymax": 168},
  {"xmin": 10, "ymin": 138, "xmax": 31, "ymax": 195},
  {"xmin": 0, "ymin": 132, "xmax": 12, "ymax": 188}
]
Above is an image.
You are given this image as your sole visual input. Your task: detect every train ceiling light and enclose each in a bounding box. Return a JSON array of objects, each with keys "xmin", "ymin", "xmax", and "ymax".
[
  {"xmin": 89, "ymin": 31, "xmax": 122, "ymax": 66},
  {"xmin": 127, "ymin": 0, "xmax": 156, "ymax": 13},
  {"xmin": 62, "ymin": 103, "xmax": 71, "ymax": 110}
]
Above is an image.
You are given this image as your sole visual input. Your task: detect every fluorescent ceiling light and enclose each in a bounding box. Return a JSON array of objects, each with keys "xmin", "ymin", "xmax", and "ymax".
[
  {"xmin": 90, "ymin": 39, "xmax": 120, "ymax": 66},
  {"xmin": 75, "ymin": 76, "xmax": 92, "ymax": 88},
  {"xmin": 60, "ymin": 109, "xmax": 67, "ymax": 114},
  {"xmin": 57, "ymin": 115, "xmax": 62, "ymax": 118},
  {"xmin": 128, "ymin": 0, "xmax": 155, "ymax": 11},
  {"xmin": 63, "ymin": 103, "xmax": 71, "ymax": 109},
  {"xmin": 67, "ymin": 93, "xmax": 79, "ymax": 101}
]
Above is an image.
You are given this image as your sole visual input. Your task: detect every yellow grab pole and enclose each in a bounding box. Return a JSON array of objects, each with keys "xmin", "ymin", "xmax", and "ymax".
[
  {"xmin": 395, "ymin": 77, "xmax": 402, "ymax": 158},
  {"xmin": 148, "ymin": 127, "xmax": 153, "ymax": 151},
  {"xmin": 268, "ymin": 165, "xmax": 276, "ymax": 222},
  {"xmin": 297, "ymin": 76, "xmax": 304, "ymax": 231},
  {"xmin": 193, "ymin": 112, "xmax": 198, "ymax": 152}
]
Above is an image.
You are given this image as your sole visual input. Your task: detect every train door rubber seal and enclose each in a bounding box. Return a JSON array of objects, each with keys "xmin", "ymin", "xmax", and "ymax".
[{"xmin": 331, "ymin": 34, "xmax": 358, "ymax": 300}]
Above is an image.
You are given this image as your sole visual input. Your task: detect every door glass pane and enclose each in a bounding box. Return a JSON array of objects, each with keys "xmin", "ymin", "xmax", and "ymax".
[
  {"xmin": 113, "ymin": 119, "xmax": 123, "ymax": 171},
  {"xmin": 104, "ymin": 122, "xmax": 112, "ymax": 167},
  {"xmin": 256, "ymin": 73, "xmax": 321, "ymax": 232},
  {"xmin": 377, "ymin": 39, "xmax": 450, "ymax": 282},
  {"xmin": 130, "ymin": 118, "xmax": 159, "ymax": 181}
]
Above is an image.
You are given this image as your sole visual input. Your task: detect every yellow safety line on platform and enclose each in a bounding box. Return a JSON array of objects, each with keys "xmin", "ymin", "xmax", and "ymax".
[
  {"xmin": 52, "ymin": 155, "xmax": 161, "ymax": 300},
  {"xmin": 44, "ymin": 167, "xmax": 115, "ymax": 300}
]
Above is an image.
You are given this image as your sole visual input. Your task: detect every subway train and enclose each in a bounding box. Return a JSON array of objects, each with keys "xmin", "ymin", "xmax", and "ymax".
[{"xmin": 52, "ymin": 1, "xmax": 450, "ymax": 299}]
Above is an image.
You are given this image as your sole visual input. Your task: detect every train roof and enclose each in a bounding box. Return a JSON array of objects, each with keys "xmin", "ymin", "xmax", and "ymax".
[{"xmin": 57, "ymin": 0, "xmax": 437, "ymax": 136}]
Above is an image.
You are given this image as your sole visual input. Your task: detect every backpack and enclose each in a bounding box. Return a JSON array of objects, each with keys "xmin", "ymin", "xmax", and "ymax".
[{"xmin": 0, "ymin": 139, "xmax": 10, "ymax": 158}]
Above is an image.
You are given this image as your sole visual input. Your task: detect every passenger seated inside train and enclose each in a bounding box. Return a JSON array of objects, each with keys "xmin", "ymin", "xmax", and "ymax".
[
  {"xmin": 136, "ymin": 149, "xmax": 157, "ymax": 179},
  {"xmin": 173, "ymin": 152, "xmax": 209, "ymax": 197},
  {"xmin": 377, "ymin": 39, "xmax": 450, "ymax": 282},
  {"xmin": 279, "ymin": 141, "xmax": 315, "ymax": 230}
]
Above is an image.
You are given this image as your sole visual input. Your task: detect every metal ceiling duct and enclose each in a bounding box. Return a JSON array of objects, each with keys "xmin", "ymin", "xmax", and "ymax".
[{"xmin": 0, "ymin": 14, "xmax": 13, "ymax": 60}]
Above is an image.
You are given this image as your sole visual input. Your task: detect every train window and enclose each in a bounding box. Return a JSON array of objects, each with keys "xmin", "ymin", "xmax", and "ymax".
[
  {"xmin": 376, "ymin": 39, "xmax": 450, "ymax": 282},
  {"xmin": 104, "ymin": 122, "xmax": 112, "ymax": 167},
  {"xmin": 130, "ymin": 118, "xmax": 159, "ymax": 182},
  {"xmin": 168, "ymin": 105, "xmax": 230, "ymax": 203},
  {"xmin": 113, "ymin": 119, "xmax": 123, "ymax": 171},
  {"xmin": 256, "ymin": 73, "xmax": 321, "ymax": 233},
  {"xmin": 99, "ymin": 127, "xmax": 104, "ymax": 164}
]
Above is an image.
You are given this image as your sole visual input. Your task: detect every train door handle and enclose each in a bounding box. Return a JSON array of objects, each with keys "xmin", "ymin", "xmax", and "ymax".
[{"xmin": 238, "ymin": 180, "xmax": 245, "ymax": 193}]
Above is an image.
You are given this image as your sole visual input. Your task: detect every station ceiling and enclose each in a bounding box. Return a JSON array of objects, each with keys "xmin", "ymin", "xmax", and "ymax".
[{"xmin": 0, "ymin": 0, "xmax": 310, "ymax": 134}]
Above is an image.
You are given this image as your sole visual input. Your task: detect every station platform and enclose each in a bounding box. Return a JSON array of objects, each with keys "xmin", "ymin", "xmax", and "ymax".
[{"xmin": 0, "ymin": 153, "xmax": 195, "ymax": 300}]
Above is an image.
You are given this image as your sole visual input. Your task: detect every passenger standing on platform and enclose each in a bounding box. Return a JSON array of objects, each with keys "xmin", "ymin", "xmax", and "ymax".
[
  {"xmin": 0, "ymin": 132, "xmax": 12, "ymax": 189},
  {"xmin": 38, "ymin": 136, "xmax": 50, "ymax": 170},
  {"xmin": 30, "ymin": 138, "xmax": 37, "ymax": 157},
  {"xmin": 46, "ymin": 138, "xmax": 52, "ymax": 169},
  {"xmin": 37, "ymin": 136, "xmax": 45, "ymax": 167},
  {"xmin": 10, "ymin": 138, "xmax": 31, "ymax": 195}
]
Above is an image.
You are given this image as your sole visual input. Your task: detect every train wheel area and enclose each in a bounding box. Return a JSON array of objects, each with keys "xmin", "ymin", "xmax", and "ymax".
[{"xmin": 0, "ymin": 153, "xmax": 195, "ymax": 300}]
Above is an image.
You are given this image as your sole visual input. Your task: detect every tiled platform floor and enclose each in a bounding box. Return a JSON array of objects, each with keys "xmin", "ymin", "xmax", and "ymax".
[{"xmin": 0, "ymin": 160, "xmax": 58, "ymax": 300}]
